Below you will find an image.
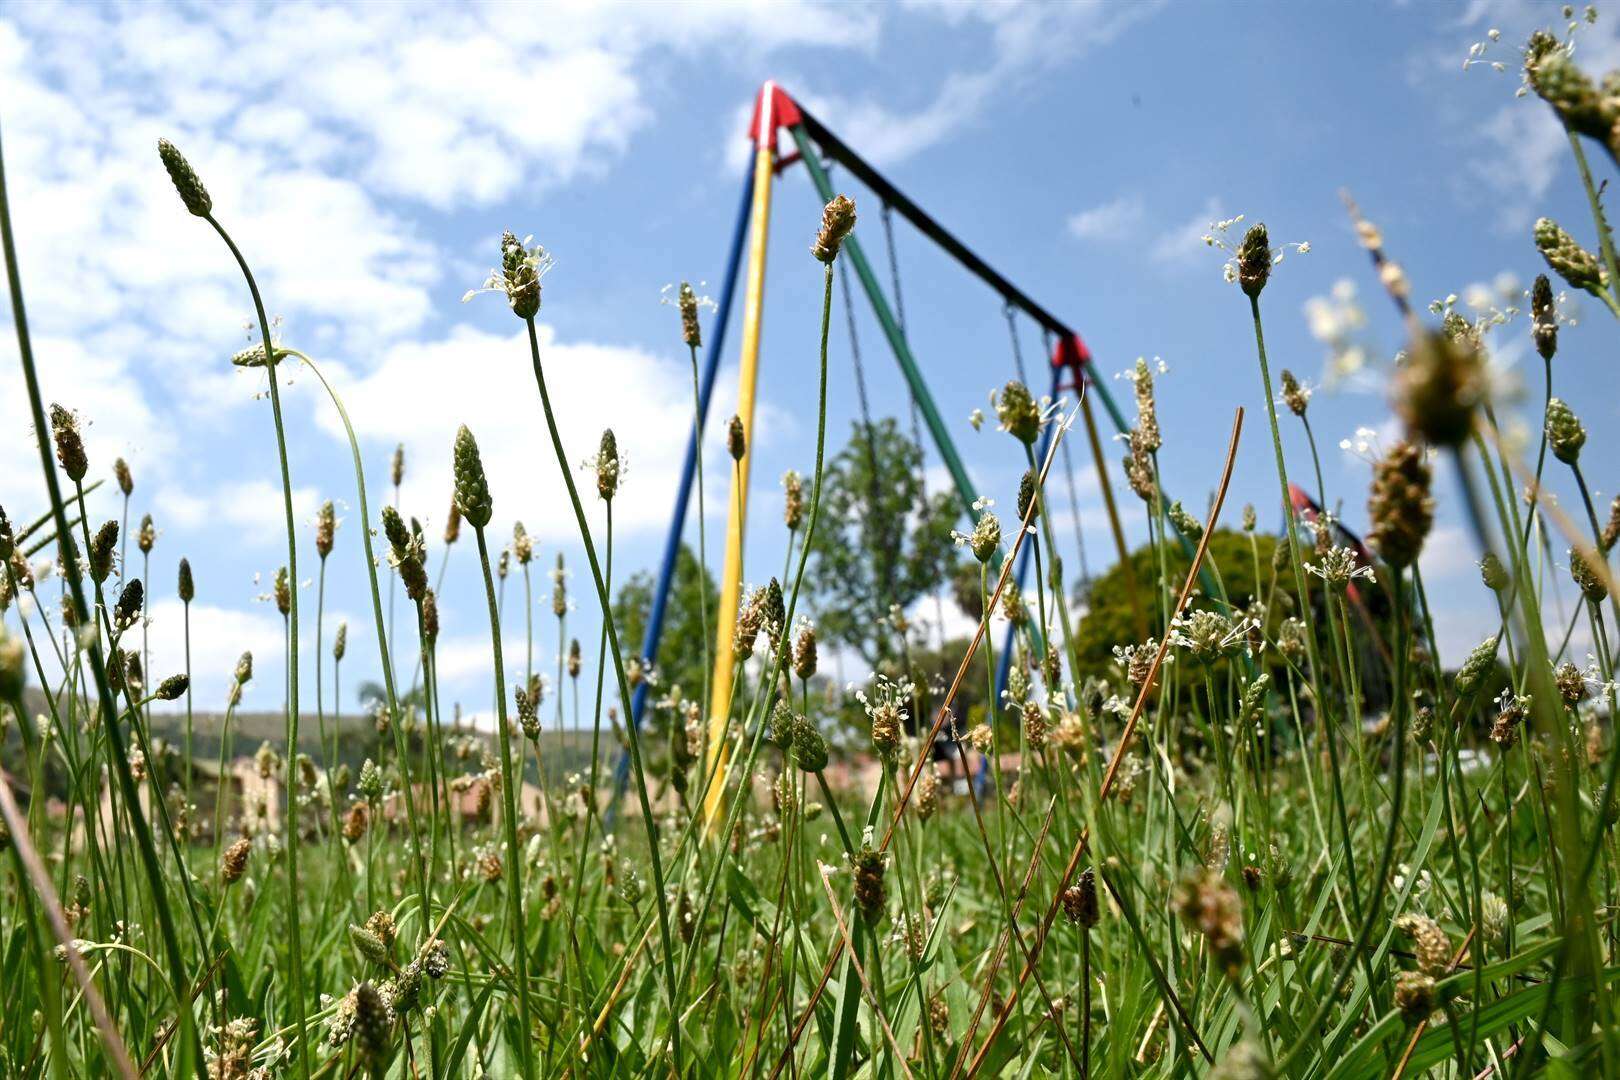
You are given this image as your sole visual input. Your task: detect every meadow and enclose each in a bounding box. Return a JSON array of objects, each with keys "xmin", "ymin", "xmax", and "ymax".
[{"xmin": 4, "ymin": 18, "xmax": 1620, "ymax": 1080}]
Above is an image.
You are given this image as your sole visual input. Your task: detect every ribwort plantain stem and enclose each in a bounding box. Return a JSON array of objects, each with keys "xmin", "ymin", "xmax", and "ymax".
[
  {"xmin": 520, "ymin": 314, "xmax": 683, "ymax": 1067},
  {"xmin": 5, "ymin": 126, "xmax": 204, "ymax": 1075},
  {"xmin": 201, "ymin": 211, "xmax": 311, "ymax": 1080}
]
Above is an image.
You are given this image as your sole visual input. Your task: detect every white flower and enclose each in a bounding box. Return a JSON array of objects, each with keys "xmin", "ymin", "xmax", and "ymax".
[
  {"xmin": 659, "ymin": 281, "xmax": 715, "ymax": 312},
  {"xmin": 1305, "ymin": 546, "xmax": 1377, "ymax": 591},
  {"xmin": 1339, "ymin": 426, "xmax": 1381, "ymax": 461},
  {"xmin": 1205, "ymin": 212, "xmax": 1305, "ymax": 283},
  {"xmin": 852, "ymin": 674, "xmax": 914, "ymax": 719},
  {"xmin": 1305, "ymin": 279, "xmax": 1373, "ymax": 387},
  {"xmin": 1169, "ymin": 610, "xmax": 1259, "ymax": 663},
  {"xmin": 463, "ymin": 233, "xmax": 555, "ymax": 305}
]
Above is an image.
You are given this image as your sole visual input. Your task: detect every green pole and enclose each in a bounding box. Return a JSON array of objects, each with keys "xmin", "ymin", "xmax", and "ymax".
[
  {"xmin": 1095, "ymin": 368, "xmax": 1227, "ymax": 602},
  {"xmin": 791, "ymin": 122, "xmax": 1228, "ymax": 615},
  {"xmin": 791, "ymin": 125, "xmax": 1050, "ymax": 667},
  {"xmin": 793, "ymin": 132, "xmax": 1049, "ymax": 641},
  {"xmin": 1080, "ymin": 366, "xmax": 1132, "ymax": 439},
  {"xmin": 1079, "ymin": 360, "xmax": 1217, "ymax": 568},
  {"xmin": 791, "ymin": 125, "xmax": 981, "ymax": 522}
]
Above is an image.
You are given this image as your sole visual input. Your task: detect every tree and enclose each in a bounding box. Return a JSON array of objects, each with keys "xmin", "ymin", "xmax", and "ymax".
[
  {"xmin": 1071, "ymin": 525, "xmax": 1402, "ymax": 712},
  {"xmin": 806, "ymin": 419, "xmax": 960, "ymax": 668},
  {"xmin": 1071, "ymin": 527, "xmax": 1292, "ymax": 692},
  {"xmin": 613, "ymin": 543, "xmax": 719, "ymax": 707}
]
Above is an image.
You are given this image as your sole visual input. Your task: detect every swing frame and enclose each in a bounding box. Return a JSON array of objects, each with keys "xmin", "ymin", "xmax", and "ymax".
[{"xmin": 615, "ymin": 81, "xmax": 1148, "ymax": 821}]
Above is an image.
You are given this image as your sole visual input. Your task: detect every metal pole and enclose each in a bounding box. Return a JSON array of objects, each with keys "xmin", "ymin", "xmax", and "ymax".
[
  {"xmin": 790, "ymin": 126, "xmax": 979, "ymax": 521},
  {"xmin": 1080, "ymin": 385, "xmax": 1146, "ymax": 639},
  {"xmin": 788, "ymin": 123, "xmax": 1046, "ymax": 660},
  {"xmin": 992, "ymin": 363, "xmax": 1064, "ymax": 705},
  {"xmin": 610, "ymin": 156, "xmax": 754, "ymax": 807},
  {"xmin": 701, "ymin": 90, "xmax": 780, "ymax": 831},
  {"xmin": 1081, "ymin": 354, "xmax": 1223, "ymax": 607}
]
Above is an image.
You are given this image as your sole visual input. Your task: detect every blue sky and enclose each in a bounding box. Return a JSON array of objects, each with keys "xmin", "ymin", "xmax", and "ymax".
[{"xmin": 1, "ymin": 0, "xmax": 1615, "ymax": 721}]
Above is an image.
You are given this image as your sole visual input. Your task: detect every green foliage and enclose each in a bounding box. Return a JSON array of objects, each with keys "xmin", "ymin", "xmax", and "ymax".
[
  {"xmin": 1072, "ymin": 526, "xmax": 1289, "ymax": 681},
  {"xmin": 807, "ymin": 419, "xmax": 959, "ymax": 666}
]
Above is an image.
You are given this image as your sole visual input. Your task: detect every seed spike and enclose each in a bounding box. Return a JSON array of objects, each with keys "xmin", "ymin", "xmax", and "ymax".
[
  {"xmin": 157, "ymin": 138, "xmax": 213, "ymax": 217},
  {"xmin": 453, "ymin": 425, "xmax": 493, "ymax": 529}
]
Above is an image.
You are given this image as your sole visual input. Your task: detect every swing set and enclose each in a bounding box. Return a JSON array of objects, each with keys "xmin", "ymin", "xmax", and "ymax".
[{"xmin": 616, "ymin": 82, "xmax": 1159, "ymax": 819}]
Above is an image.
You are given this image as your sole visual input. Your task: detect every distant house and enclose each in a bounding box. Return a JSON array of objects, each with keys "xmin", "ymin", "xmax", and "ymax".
[
  {"xmin": 374, "ymin": 777, "xmax": 550, "ymax": 828},
  {"xmin": 131, "ymin": 757, "xmax": 283, "ymax": 844}
]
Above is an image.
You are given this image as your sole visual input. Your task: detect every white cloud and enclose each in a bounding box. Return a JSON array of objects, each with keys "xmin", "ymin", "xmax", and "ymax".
[
  {"xmin": 1067, "ymin": 194, "xmax": 1146, "ymax": 242},
  {"xmin": 1474, "ymin": 102, "xmax": 1569, "ymax": 228},
  {"xmin": 5, "ymin": 1, "xmax": 886, "ymax": 218},
  {"xmin": 213, "ymin": 481, "xmax": 322, "ymax": 541},
  {"xmin": 0, "ymin": 1, "xmax": 884, "ymax": 514},
  {"xmin": 433, "ymin": 627, "xmax": 579, "ymax": 731},
  {"xmin": 432, "ymin": 630, "xmax": 541, "ymax": 686},
  {"xmin": 727, "ymin": 2, "xmax": 1162, "ymax": 171},
  {"xmin": 153, "ymin": 489, "xmax": 207, "ymax": 533},
  {"xmin": 0, "ymin": 334, "xmax": 176, "ymax": 514},
  {"xmin": 152, "ymin": 479, "xmax": 322, "ymax": 548},
  {"xmin": 0, "ymin": 22, "xmax": 445, "ymax": 508},
  {"xmin": 1416, "ymin": 525, "xmax": 1479, "ymax": 581},
  {"xmin": 89, "ymin": 599, "xmax": 289, "ymax": 713},
  {"xmin": 1151, "ymin": 197, "xmax": 1224, "ymax": 268},
  {"xmin": 0, "ymin": 25, "xmax": 439, "ymax": 342},
  {"xmin": 798, "ymin": 76, "xmax": 998, "ymax": 166},
  {"xmin": 306, "ymin": 323, "xmax": 745, "ymax": 543},
  {"xmin": 4, "ymin": 4, "xmax": 648, "ymax": 211}
]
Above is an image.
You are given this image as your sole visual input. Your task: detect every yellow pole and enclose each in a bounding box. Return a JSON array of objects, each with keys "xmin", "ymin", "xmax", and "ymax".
[{"xmin": 703, "ymin": 88, "xmax": 777, "ymax": 831}]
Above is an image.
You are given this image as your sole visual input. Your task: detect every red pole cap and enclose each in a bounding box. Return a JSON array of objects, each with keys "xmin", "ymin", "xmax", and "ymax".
[
  {"xmin": 748, "ymin": 81, "xmax": 803, "ymax": 152},
  {"xmin": 1050, "ymin": 332, "xmax": 1092, "ymax": 388},
  {"xmin": 1288, "ymin": 482, "xmax": 1315, "ymax": 517},
  {"xmin": 1290, "ymin": 482, "xmax": 1377, "ymax": 567}
]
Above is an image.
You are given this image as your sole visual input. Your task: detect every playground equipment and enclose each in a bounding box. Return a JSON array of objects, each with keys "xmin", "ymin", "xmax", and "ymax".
[{"xmin": 617, "ymin": 82, "xmax": 1164, "ymax": 819}]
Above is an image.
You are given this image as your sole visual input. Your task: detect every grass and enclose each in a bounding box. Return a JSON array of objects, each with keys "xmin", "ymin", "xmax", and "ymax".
[{"xmin": 3, "ymin": 24, "xmax": 1620, "ymax": 1078}]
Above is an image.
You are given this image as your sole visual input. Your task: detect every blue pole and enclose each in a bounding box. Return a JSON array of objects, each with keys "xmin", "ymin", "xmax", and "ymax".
[
  {"xmin": 982, "ymin": 362, "xmax": 1063, "ymax": 795},
  {"xmin": 610, "ymin": 159, "xmax": 755, "ymax": 803}
]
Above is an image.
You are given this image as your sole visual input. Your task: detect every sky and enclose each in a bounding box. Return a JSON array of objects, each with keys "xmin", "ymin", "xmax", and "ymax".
[{"xmin": 1, "ymin": 0, "xmax": 1616, "ymax": 726}]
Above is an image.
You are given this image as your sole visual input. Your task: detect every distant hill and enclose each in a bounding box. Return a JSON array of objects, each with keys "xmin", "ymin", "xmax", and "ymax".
[{"xmin": 8, "ymin": 689, "xmax": 605, "ymax": 790}]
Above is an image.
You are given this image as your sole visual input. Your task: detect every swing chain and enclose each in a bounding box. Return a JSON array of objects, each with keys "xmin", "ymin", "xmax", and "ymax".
[
  {"xmin": 1003, "ymin": 301, "xmax": 1029, "ymax": 385},
  {"xmin": 828, "ymin": 170, "xmax": 900, "ymax": 650},
  {"xmin": 882, "ymin": 203, "xmax": 908, "ymax": 337},
  {"xmin": 884, "ymin": 202, "xmax": 947, "ymax": 649},
  {"xmin": 1045, "ymin": 326, "xmax": 1092, "ymax": 587}
]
